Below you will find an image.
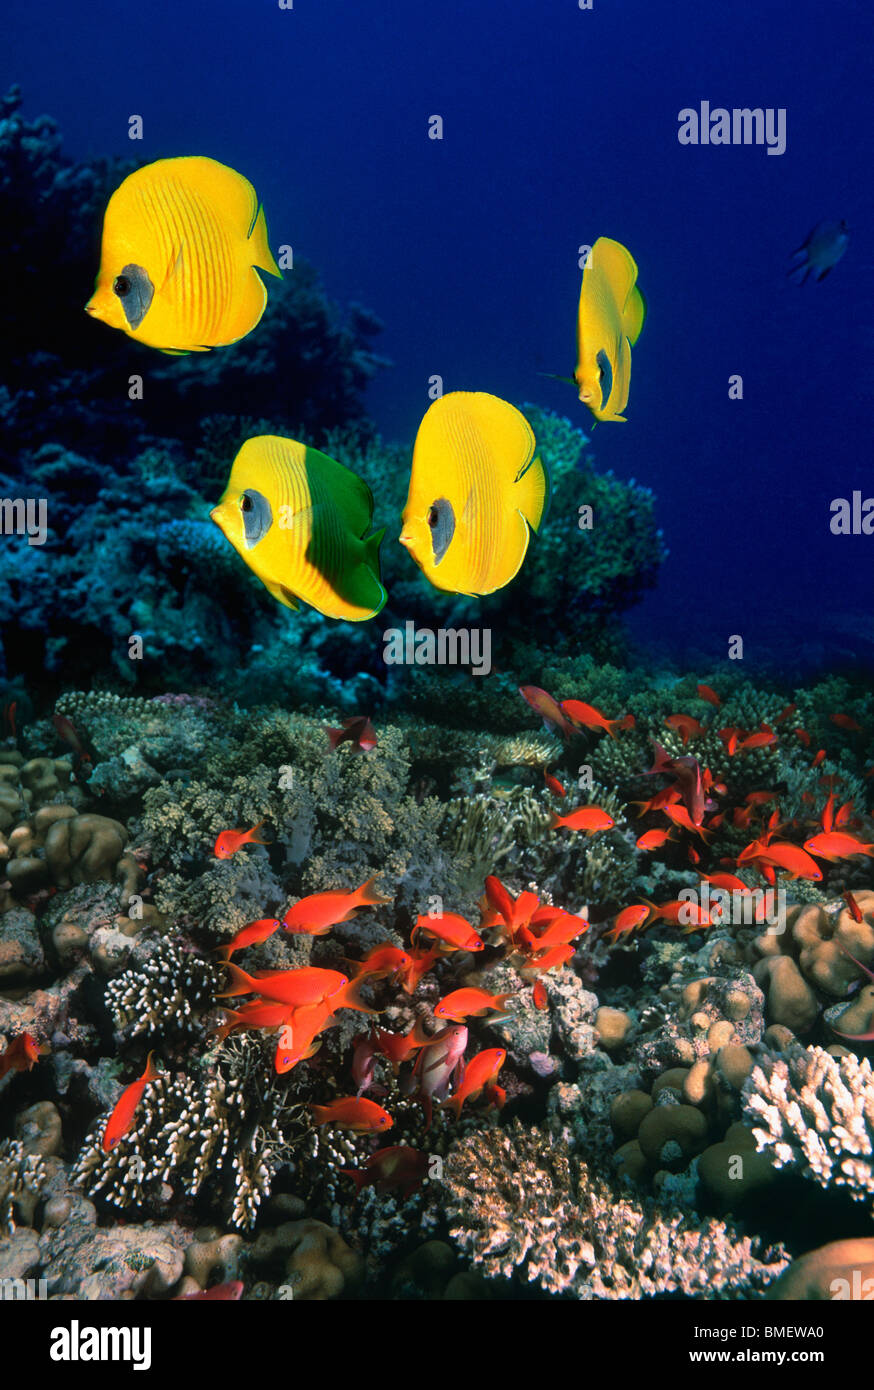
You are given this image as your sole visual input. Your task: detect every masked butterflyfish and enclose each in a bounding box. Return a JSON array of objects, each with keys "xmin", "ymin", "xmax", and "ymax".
[
  {"xmin": 210, "ymin": 436, "xmax": 387, "ymax": 622},
  {"xmin": 574, "ymin": 236, "xmax": 646, "ymax": 423},
  {"xmin": 399, "ymin": 392, "xmax": 547, "ymax": 596},
  {"xmin": 85, "ymin": 156, "xmax": 281, "ymax": 353}
]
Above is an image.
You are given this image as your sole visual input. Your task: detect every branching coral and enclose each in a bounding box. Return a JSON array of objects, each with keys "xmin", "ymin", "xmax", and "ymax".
[
  {"xmin": 72, "ymin": 1037, "xmax": 313, "ymax": 1230},
  {"xmin": 105, "ymin": 942, "xmax": 221, "ymax": 1043},
  {"xmin": 743, "ymin": 1046, "xmax": 874, "ymax": 1215},
  {"xmin": 442, "ymin": 1120, "xmax": 788, "ymax": 1298}
]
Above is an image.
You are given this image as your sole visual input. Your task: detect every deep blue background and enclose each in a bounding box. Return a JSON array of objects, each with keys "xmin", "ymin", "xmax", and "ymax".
[{"xmin": 5, "ymin": 0, "xmax": 872, "ymax": 668}]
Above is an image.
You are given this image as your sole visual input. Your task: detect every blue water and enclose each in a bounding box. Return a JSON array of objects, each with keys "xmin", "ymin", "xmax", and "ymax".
[{"xmin": 5, "ymin": 0, "xmax": 871, "ymax": 668}]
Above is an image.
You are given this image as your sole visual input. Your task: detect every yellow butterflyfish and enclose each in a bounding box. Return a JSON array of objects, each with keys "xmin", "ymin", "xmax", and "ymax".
[
  {"xmin": 574, "ymin": 237, "xmax": 646, "ymax": 422},
  {"xmin": 211, "ymin": 436, "xmax": 386, "ymax": 622},
  {"xmin": 399, "ymin": 392, "xmax": 547, "ymax": 596},
  {"xmin": 85, "ymin": 156, "xmax": 281, "ymax": 353}
]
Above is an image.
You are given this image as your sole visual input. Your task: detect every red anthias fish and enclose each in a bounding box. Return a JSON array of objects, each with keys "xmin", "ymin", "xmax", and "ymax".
[
  {"xmin": 325, "ymin": 716, "xmax": 378, "ymax": 753},
  {"xmin": 696, "ymin": 684, "xmax": 721, "ymax": 707},
  {"xmin": 310, "ymin": 1096, "xmax": 393, "ymax": 1133},
  {"xmin": 282, "ymin": 877, "xmax": 392, "ymax": 935},
  {"xmin": 340, "ymin": 1145, "xmax": 430, "ymax": 1198},
  {"xmin": 664, "ymin": 713, "xmax": 706, "ymax": 745},
  {"xmin": 518, "ymin": 686, "xmax": 577, "ymax": 741},
  {"xmin": 433, "ymin": 987, "xmax": 514, "ymax": 1022},
  {"xmin": 214, "ymin": 820, "xmax": 270, "ymax": 859},
  {"xmin": 214, "ymin": 918, "xmax": 282, "ymax": 960},
  {"xmin": 0, "ymin": 1031, "xmax": 49, "ymax": 1079},
  {"xmin": 411, "ymin": 912, "xmax": 484, "ymax": 953},
  {"xmin": 444, "ymin": 1048, "xmax": 506, "ymax": 1120},
  {"xmin": 103, "ymin": 1053, "xmax": 160, "ymax": 1152},
  {"xmin": 550, "ymin": 806, "xmax": 614, "ymax": 834},
  {"xmin": 561, "ymin": 699, "xmax": 634, "ymax": 739},
  {"xmin": 646, "ymin": 742, "xmax": 709, "ymax": 827},
  {"xmin": 605, "ymin": 903, "xmax": 651, "ymax": 943}
]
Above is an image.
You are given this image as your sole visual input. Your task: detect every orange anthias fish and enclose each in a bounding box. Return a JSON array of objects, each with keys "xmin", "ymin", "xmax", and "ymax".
[
  {"xmin": 561, "ymin": 699, "xmax": 634, "ymax": 739},
  {"xmin": 102, "ymin": 1053, "xmax": 160, "ymax": 1152},
  {"xmin": 650, "ymin": 899, "xmax": 714, "ymax": 929},
  {"xmin": 0, "ymin": 1032, "xmax": 49, "ymax": 1079},
  {"xmin": 747, "ymin": 841, "xmax": 823, "ymax": 882},
  {"xmin": 811, "ymin": 749, "xmax": 826, "ymax": 768},
  {"xmin": 433, "ymin": 987, "xmax": 515, "ymax": 1022},
  {"xmin": 214, "ymin": 819, "xmax": 270, "ymax": 859},
  {"xmin": 636, "ymin": 828, "xmax": 674, "ymax": 852},
  {"xmin": 444, "ymin": 1048, "xmax": 506, "ymax": 1120},
  {"xmin": 543, "ymin": 768, "xmax": 566, "ymax": 797},
  {"xmin": 737, "ymin": 728, "xmax": 777, "ymax": 752},
  {"xmin": 550, "ymin": 806, "xmax": 614, "ymax": 835},
  {"xmin": 411, "ymin": 913, "xmax": 484, "ymax": 953},
  {"xmin": 340, "ymin": 1145, "xmax": 430, "ymax": 1198},
  {"xmin": 664, "ymin": 714, "xmax": 706, "ymax": 745},
  {"xmin": 804, "ymin": 831, "xmax": 874, "ymax": 863},
  {"xmin": 311, "ymin": 1096, "xmax": 393, "ymax": 1133},
  {"xmin": 523, "ymin": 909, "xmax": 588, "ymax": 953},
  {"xmin": 282, "ymin": 877, "xmax": 392, "ymax": 935},
  {"xmin": 2, "ymin": 699, "xmax": 18, "ymax": 741},
  {"xmin": 399, "ymin": 945, "xmax": 440, "ymax": 993},
  {"xmin": 661, "ymin": 804, "xmax": 712, "ymax": 842},
  {"xmin": 605, "ymin": 903, "xmax": 651, "ymax": 943},
  {"xmin": 532, "ymin": 979, "xmax": 548, "ymax": 1010},
  {"xmin": 520, "ymin": 943, "xmax": 575, "ymax": 975},
  {"xmin": 215, "ymin": 917, "xmax": 282, "ymax": 960},
  {"xmin": 830, "ymin": 713, "xmax": 862, "ymax": 732},
  {"xmin": 274, "ymin": 1002, "xmax": 338, "ymax": 1073},
  {"xmin": 216, "ymin": 962, "xmax": 374, "ymax": 1013},
  {"xmin": 696, "ymin": 684, "xmax": 721, "ymax": 707},
  {"xmin": 349, "ymin": 943, "xmax": 412, "ymax": 980},
  {"xmin": 373, "ymin": 1023, "xmax": 430, "ymax": 1072},
  {"xmin": 518, "ymin": 685, "xmax": 578, "ymax": 741},
  {"xmin": 213, "ymin": 999, "xmax": 295, "ymax": 1043}
]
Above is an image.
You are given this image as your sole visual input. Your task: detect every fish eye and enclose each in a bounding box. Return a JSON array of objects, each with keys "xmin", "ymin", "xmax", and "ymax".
[
  {"xmin": 239, "ymin": 489, "xmax": 273, "ymax": 548},
  {"xmin": 426, "ymin": 497, "xmax": 456, "ymax": 564},
  {"xmin": 113, "ymin": 275, "xmax": 131, "ymax": 297}
]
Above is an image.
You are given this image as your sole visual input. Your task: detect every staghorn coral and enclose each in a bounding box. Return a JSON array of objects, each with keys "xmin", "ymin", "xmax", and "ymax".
[
  {"xmin": 743, "ymin": 1046, "xmax": 874, "ymax": 1215},
  {"xmin": 442, "ymin": 1120, "xmax": 788, "ymax": 1298}
]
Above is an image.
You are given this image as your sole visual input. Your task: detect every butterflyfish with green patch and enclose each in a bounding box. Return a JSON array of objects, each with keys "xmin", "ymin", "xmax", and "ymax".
[
  {"xmin": 210, "ymin": 436, "xmax": 387, "ymax": 621},
  {"xmin": 399, "ymin": 391, "xmax": 547, "ymax": 595},
  {"xmin": 85, "ymin": 156, "xmax": 281, "ymax": 353},
  {"xmin": 574, "ymin": 236, "xmax": 646, "ymax": 423}
]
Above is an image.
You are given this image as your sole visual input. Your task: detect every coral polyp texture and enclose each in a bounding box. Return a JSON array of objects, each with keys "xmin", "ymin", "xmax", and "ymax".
[
  {"xmin": 441, "ymin": 1120, "xmax": 788, "ymax": 1298},
  {"xmin": 744, "ymin": 1047, "xmax": 874, "ymax": 1214}
]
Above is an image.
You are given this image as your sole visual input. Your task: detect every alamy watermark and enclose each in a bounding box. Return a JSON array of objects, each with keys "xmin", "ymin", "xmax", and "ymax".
[
  {"xmin": 383, "ymin": 621, "xmax": 492, "ymax": 676},
  {"xmin": 678, "ymin": 101, "xmax": 786, "ymax": 156},
  {"xmin": 0, "ymin": 497, "xmax": 47, "ymax": 546}
]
